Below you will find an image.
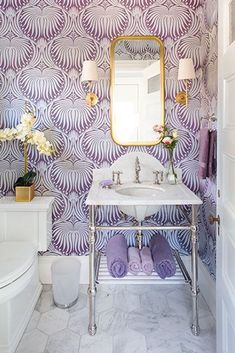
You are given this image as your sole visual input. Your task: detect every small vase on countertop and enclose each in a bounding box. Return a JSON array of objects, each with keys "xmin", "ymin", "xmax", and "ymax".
[
  {"xmin": 153, "ymin": 124, "xmax": 178, "ymax": 185},
  {"xmin": 166, "ymin": 149, "xmax": 177, "ymax": 185}
]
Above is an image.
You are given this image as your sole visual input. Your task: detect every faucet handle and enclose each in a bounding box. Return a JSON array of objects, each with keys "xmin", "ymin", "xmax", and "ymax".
[
  {"xmin": 112, "ymin": 170, "xmax": 123, "ymax": 185},
  {"xmin": 160, "ymin": 170, "xmax": 164, "ymax": 182},
  {"xmin": 153, "ymin": 171, "xmax": 160, "ymax": 184}
]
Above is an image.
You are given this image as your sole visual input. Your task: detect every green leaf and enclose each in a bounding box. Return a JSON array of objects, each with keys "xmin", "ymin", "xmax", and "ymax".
[{"xmin": 14, "ymin": 170, "xmax": 37, "ymax": 188}]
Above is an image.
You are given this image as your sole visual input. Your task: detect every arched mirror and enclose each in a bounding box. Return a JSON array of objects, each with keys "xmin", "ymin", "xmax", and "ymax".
[{"xmin": 110, "ymin": 36, "xmax": 165, "ymax": 146}]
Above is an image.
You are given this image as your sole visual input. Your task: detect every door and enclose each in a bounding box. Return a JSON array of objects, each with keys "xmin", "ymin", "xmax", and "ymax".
[{"xmin": 217, "ymin": 0, "xmax": 235, "ymax": 351}]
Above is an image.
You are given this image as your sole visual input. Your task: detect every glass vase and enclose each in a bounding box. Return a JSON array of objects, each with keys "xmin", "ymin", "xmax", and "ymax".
[{"xmin": 166, "ymin": 149, "xmax": 177, "ymax": 185}]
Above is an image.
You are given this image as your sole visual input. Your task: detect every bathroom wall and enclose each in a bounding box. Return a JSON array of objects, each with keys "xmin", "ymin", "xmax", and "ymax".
[{"xmin": 0, "ymin": 0, "xmax": 217, "ymax": 277}]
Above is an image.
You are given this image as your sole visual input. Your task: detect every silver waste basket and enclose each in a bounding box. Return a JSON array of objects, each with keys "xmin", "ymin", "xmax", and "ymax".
[{"xmin": 51, "ymin": 258, "xmax": 80, "ymax": 309}]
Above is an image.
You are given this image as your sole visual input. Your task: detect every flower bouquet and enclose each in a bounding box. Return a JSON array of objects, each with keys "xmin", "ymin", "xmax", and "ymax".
[
  {"xmin": 153, "ymin": 124, "xmax": 178, "ymax": 184},
  {"xmin": 0, "ymin": 103, "xmax": 54, "ymax": 201}
]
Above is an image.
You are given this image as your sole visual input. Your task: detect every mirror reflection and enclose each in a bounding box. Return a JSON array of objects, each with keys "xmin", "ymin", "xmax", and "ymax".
[{"xmin": 110, "ymin": 36, "xmax": 165, "ymax": 146}]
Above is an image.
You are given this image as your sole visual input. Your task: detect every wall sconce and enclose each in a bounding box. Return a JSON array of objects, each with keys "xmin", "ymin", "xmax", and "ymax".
[
  {"xmin": 176, "ymin": 58, "xmax": 195, "ymax": 106},
  {"xmin": 81, "ymin": 60, "xmax": 98, "ymax": 107}
]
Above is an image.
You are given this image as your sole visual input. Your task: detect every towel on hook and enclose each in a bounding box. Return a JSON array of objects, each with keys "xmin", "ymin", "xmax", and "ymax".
[
  {"xmin": 140, "ymin": 247, "xmax": 153, "ymax": 275},
  {"xmin": 198, "ymin": 127, "xmax": 210, "ymax": 179},
  {"xmin": 128, "ymin": 247, "xmax": 141, "ymax": 275},
  {"xmin": 208, "ymin": 130, "xmax": 217, "ymax": 178},
  {"xmin": 106, "ymin": 235, "xmax": 128, "ymax": 278},
  {"xmin": 150, "ymin": 235, "xmax": 176, "ymax": 279}
]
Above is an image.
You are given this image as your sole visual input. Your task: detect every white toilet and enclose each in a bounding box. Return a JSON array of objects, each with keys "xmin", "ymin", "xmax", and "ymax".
[{"xmin": 0, "ymin": 197, "xmax": 54, "ymax": 353}]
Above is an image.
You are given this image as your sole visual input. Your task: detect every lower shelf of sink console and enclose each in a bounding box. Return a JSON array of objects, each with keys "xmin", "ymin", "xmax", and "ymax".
[{"xmin": 97, "ymin": 255, "xmax": 185, "ymax": 285}]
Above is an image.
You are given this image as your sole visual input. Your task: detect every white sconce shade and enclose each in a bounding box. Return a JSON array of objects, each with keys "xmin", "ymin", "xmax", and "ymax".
[
  {"xmin": 81, "ymin": 61, "xmax": 98, "ymax": 82},
  {"xmin": 176, "ymin": 58, "xmax": 195, "ymax": 106},
  {"xmin": 81, "ymin": 60, "xmax": 99, "ymax": 108},
  {"xmin": 178, "ymin": 58, "xmax": 195, "ymax": 80}
]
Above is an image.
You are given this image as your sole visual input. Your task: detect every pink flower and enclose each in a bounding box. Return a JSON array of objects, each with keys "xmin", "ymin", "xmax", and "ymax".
[
  {"xmin": 153, "ymin": 124, "xmax": 164, "ymax": 133},
  {"xmin": 162, "ymin": 137, "xmax": 173, "ymax": 145}
]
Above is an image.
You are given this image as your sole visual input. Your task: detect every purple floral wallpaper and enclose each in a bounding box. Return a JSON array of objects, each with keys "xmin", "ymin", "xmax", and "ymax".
[{"xmin": 0, "ymin": 0, "xmax": 217, "ymax": 277}]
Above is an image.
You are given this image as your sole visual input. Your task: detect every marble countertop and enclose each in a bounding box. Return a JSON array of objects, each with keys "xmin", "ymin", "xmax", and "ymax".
[{"xmin": 86, "ymin": 181, "xmax": 202, "ymax": 206}]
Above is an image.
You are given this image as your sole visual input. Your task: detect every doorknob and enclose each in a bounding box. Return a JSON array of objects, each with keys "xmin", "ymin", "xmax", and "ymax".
[{"xmin": 208, "ymin": 214, "xmax": 220, "ymax": 225}]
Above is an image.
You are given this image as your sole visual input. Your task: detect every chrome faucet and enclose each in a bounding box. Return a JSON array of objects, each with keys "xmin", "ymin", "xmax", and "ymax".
[
  {"xmin": 135, "ymin": 157, "xmax": 141, "ymax": 183},
  {"xmin": 112, "ymin": 170, "xmax": 123, "ymax": 185}
]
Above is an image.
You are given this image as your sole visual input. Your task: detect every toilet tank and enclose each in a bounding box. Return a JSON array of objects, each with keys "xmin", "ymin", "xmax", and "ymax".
[{"xmin": 0, "ymin": 197, "xmax": 54, "ymax": 251}]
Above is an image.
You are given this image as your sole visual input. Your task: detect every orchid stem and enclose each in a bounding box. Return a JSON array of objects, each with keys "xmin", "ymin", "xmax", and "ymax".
[{"xmin": 24, "ymin": 142, "xmax": 28, "ymax": 174}]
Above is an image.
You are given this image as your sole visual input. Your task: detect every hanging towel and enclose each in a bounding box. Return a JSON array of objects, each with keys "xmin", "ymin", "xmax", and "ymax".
[
  {"xmin": 140, "ymin": 247, "xmax": 153, "ymax": 276},
  {"xmin": 128, "ymin": 247, "xmax": 141, "ymax": 275},
  {"xmin": 198, "ymin": 127, "xmax": 210, "ymax": 179},
  {"xmin": 150, "ymin": 235, "xmax": 176, "ymax": 279},
  {"xmin": 106, "ymin": 234, "xmax": 128, "ymax": 278},
  {"xmin": 208, "ymin": 130, "xmax": 217, "ymax": 178}
]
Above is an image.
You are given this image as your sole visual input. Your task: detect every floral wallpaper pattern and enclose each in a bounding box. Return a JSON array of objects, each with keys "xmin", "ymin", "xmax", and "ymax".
[{"xmin": 0, "ymin": 0, "xmax": 217, "ymax": 277}]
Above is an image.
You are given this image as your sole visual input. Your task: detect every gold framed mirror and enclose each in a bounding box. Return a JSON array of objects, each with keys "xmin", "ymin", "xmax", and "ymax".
[{"xmin": 110, "ymin": 36, "xmax": 165, "ymax": 146}]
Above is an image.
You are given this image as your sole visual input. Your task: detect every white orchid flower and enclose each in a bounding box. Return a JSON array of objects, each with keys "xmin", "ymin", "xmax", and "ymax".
[
  {"xmin": 36, "ymin": 140, "xmax": 53, "ymax": 155},
  {"xmin": 0, "ymin": 106, "xmax": 53, "ymax": 157},
  {"xmin": 21, "ymin": 112, "xmax": 36, "ymax": 130},
  {"xmin": 15, "ymin": 124, "xmax": 29, "ymax": 142},
  {"xmin": 0, "ymin": 127, "xmax": 17, "ymax": 141},
  {"xmin": 172, "ymin": 129, "xmax": 178, "ymax": 138}
]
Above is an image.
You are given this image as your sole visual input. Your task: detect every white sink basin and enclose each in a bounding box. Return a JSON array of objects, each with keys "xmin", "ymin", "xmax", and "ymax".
[
  {"xmin": 115, "ymin": 184, "xmax": 164, "ymax": 222},
  {"xmin": 116, "ymin": 185, "xmax": 164, "ymax": 198}
]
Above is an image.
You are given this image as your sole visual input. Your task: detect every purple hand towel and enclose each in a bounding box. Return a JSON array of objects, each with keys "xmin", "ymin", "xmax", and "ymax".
[
  {"xmin": 198, "ymin": 127, "xmax": 209, "ymax": 179},
  {"xmin": 208, "ymin": 130, "xmax": 217, "ymax": 178},
  {"xmin": 106, "ymin": 235, "xmax": 128, "ymax": 278},
  {"xmin": 150, "ymin": 235, "xmax": 176, "ymax": 279},
  {"xmin": 128, "ymin": 247, "xmax": 141, "ymax": 275},
  {"xmin": 140, "ymin": 247, "xmax": 153, "ymax": 275}
]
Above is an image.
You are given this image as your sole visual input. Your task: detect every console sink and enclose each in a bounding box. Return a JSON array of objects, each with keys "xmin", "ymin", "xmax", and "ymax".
[{"xmin": 115, "ymin": 184, "xmax": 165, "ymax": 222}]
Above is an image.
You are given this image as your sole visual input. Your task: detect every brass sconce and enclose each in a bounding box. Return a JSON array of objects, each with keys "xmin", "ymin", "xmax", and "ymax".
[
  {"xmin": 176, "ymin": 58, "xmax": 195, "ymax": 106},
  {"xmin": 81, "ymin": 60, "xmax": 98, "ymax": 107}
]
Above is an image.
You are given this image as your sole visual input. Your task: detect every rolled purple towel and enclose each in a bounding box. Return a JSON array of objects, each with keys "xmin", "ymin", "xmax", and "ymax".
[
  {"xmin": 140, "ymin": 247, "xmax": 153, "ymax": 275},
  {"xmin": 128, "ymin": 247, "xmax": 141, "ymax": 275},
  {"xmin": 150, "ymin": 235, "xmax": 176, "ymax": 279},
  {"xmin": 106, "ymin": 235, "xmax": 128, "ymax": 278}
]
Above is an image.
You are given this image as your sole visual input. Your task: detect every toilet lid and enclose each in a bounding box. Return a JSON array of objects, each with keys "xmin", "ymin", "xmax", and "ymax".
[{"xmin": 0, "ymin": 242, "xmax": 37, "ymax": 288}]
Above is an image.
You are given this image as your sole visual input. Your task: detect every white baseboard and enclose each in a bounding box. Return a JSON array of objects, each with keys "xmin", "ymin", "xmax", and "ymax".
[
  {"xmin": 39, "ymin": 255, "xmax": 216, "ymax": 318},
  {"xmin": 39, "ymin": 256, "xmax": 89, "ymax": 285},
  {"xmin": 182, "ymin": 256, "xmax": 216, "ymax": 319}
]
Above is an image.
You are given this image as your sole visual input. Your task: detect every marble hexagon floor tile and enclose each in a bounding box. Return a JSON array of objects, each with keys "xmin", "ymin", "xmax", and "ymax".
[
  {"xmin": 113, "ymin": 287, "xmax": 141, "ymax": 312},
  {"xmin": 16, "ymin": 329, "xmax": 48, "ymax": 353},
  {"xmin": 16, "ymin": 284, "xmax": 216, "ymax": 353},
  {"xmin": 98, "ymin": 307, "xmax": 128, "ymax": 335},
  {"xmin": 44, "ymin": 328, "xmax": 80, "ymax": 353},
  {"xmin": 113, "ymin": 328, "xmax": 147, "ymax": 353},
  {"xmin": 38, "ymin": 308, "xmax": 69, "ymax": 335},
  {"xmin": 68, "ymin": 307, "xmax": 89, "ymax": 336},
  {"xmin": 95, "ymin": 287, "xmax": 114, "ymax": 313},
  {"xmin": 35, "ymin": 289, "xmax": 55, "ymax": 313},
  {"xmin": 79, "ymin": 333, "xmax": 113, "ymax": 353}
]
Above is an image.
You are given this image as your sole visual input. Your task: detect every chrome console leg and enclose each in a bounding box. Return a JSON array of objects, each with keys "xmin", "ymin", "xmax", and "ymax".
[
  {"xmin": 191, "ymin": 205, "xmax": 200, "ymax": 336},
  {"xmin": 88, "ymin": 205, "xmax": 97, "ymax": 336},
  {"xmin": 136, "ymin": 221, "xmax": 142, "ymax": 250}
]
